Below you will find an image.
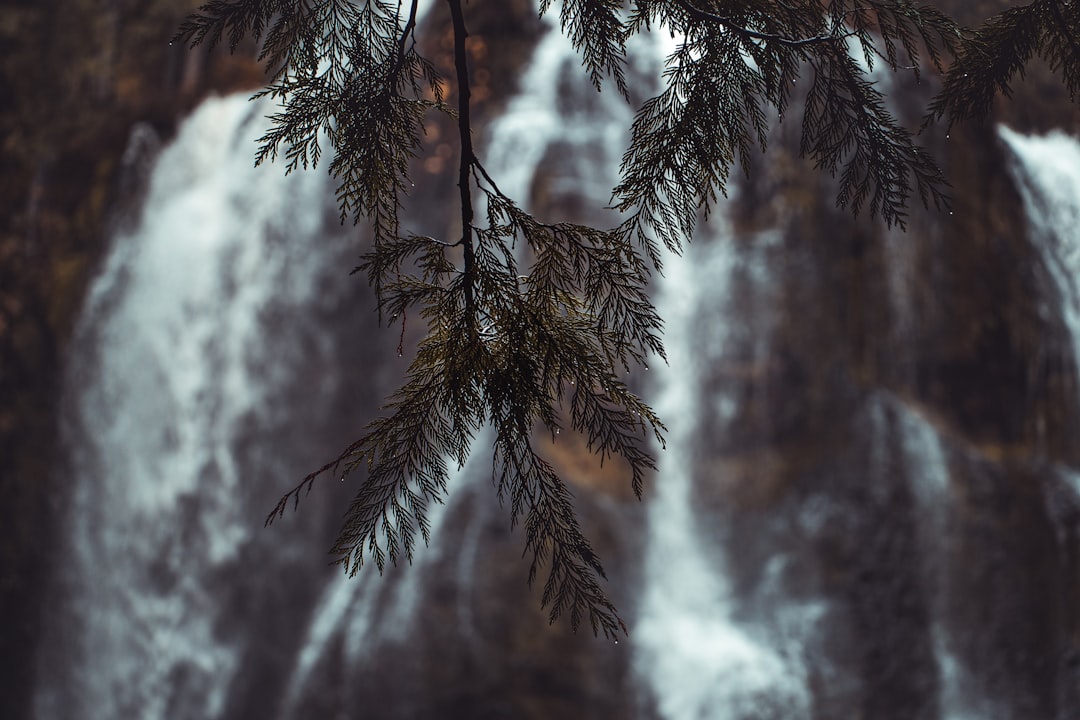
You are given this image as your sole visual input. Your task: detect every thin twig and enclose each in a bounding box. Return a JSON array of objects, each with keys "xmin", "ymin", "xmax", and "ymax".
[{"xmin": 673, "ymin": 0, "xmax": 854, "ymax": 48}]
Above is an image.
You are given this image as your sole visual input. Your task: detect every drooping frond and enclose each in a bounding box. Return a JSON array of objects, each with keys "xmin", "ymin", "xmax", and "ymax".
[
  {"xmin": 178, "ymin": 0, "xmax": 445, "ymax": 246},
  {"xmin": 928, "ymin": 0, "xmax": 1080, "ymax": 127},
  {"xmin": 330, "ymin": 331, "xmax": 479, "ymax": 574},
  {"xmin": 268, "ymin": 151, "xmax": 665, "ymax": 636},
  {"xmin": 541, "ymin": 0, "xmax": 630, "ymax": 94},
  {"xmin": 612, "ymin": 25, "xmax": 786, "ymax": 263},
  {"xmin": 801, "ymin": 43, "xmax": 950, "ymax": 224},
  {"xmin": 175, "ymin": 0, "xmax": 281, "ymax": 53},
  {"xmin": 613, "ymin": 0, "xmax": 959, "ymax": 245},
  {"xmin": 491, "ymin": 425, "xmax": 626, "ymax": 636},
  {"xmin": 846, "ymin": 1, "xmax": 960, "ymax": 79}
]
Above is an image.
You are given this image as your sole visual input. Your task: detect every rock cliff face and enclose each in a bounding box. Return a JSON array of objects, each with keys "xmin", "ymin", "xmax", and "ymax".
[{"xmin": 10, "ymin": 2, "xmax": 1080, "ymax": 719}]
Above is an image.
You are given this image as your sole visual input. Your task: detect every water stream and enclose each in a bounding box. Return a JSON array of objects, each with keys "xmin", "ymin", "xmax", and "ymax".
[{"xmin": 34, "ymin": 93, "xmax": 366, "ymax": 720}]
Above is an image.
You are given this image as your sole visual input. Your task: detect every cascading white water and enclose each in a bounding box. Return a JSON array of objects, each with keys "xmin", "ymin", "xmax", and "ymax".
[
  {"xmin": 35, "ymin": 94, "xmax": 360, "ymax": 720},
  {"xmin": 1000, "ymin": 127, "xmax": 1080, "ymax": 374},
  {"xmin": 1000, "ymin": 130, "xmax": 1080, "ymax": 517},
  {"xmin": 999, "ymin": 127, "xmax": 1080, "ymax": 719},
  {"xmin": 892, "ymin": 399, "xmax": 979, "ymax": 720},
  {"xmin": 634, "ymin": 217, "xmax": 818, "ymax": 719}
]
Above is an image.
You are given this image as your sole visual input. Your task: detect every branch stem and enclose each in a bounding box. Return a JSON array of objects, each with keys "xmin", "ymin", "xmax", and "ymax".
[
  {"xmin": 392, "ymin": 0, "xmax": 420, "ymax": 77},
  {"xmin": 447, "ymin": 0, "xmax": 476, "ymax": 319}
]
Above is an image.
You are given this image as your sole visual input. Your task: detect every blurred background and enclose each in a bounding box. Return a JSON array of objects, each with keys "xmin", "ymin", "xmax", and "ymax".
[{"xmin": 5, "ymin": 0, "xmax": 1080, "ymax": 718}]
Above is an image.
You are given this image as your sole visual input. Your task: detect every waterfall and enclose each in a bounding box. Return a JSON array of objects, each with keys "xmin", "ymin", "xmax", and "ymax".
[
  {"xmin": 893, "ymin": 399, "xmax": 974, "ymax": 720},
  {"xmin": 35, "ymin": 94, "xmax": 365, "ymax": 720},
  {"xmin": 1000, "ymin": 128, "xmax": 1080, "ymax": 379},
  {"xmin": 35, "ymin": 7, "xmax": 1080, "ymax": 719},
  {"xmin": 634, "ymin": 225, "xmax": 816, "ymax": 719},
  {"xmin": 1001, "ymin": 127, "xmax": 1080, "ymax": 719}
]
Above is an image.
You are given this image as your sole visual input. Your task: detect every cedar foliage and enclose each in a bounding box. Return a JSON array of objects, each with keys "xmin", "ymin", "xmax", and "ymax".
[
  {"xmin": 177, "ymin": 0, "xmax": 1080, "ymax": 637},
  {"xmin": 928, "ymin": 0, "xmax": 1080, "ymax": 127}
]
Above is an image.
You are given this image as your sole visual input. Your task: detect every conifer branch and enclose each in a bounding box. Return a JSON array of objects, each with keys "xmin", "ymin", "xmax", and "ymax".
[
  {"xmin": 926, "ymin": 0, "xmax": 1080, "ymax": 127},
  {"xmin": 182, "ymin": 0, "xmax": 1080, "ymax": 639},
  {"xmin": 926, "ymin": 3, "xmax": 1044, "ymax": 126}
]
